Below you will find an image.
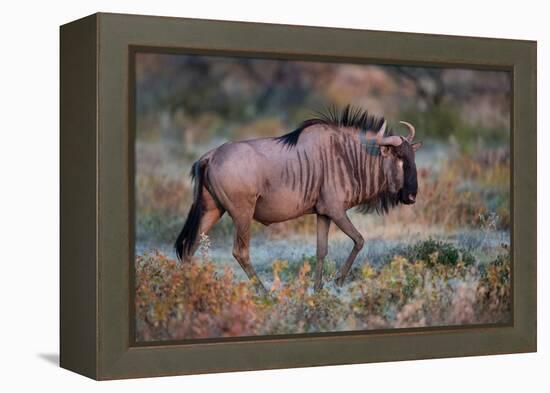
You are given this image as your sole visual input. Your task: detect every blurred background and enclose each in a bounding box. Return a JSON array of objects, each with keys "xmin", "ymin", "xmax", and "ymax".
[{"xmin": 135, "ymin": 52, "xmax": 510, "ymax": 262}]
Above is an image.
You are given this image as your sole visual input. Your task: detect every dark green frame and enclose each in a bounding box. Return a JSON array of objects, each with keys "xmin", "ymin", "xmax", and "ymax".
[{"xmin": 60, "ymin": 12, "xmax": 536, "ymax": 380}]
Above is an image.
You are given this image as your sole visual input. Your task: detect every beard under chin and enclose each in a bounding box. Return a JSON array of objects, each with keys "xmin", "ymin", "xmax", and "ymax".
[
  {"xmin": 398, "ymin": 189, "xmax": 415, "ymax": 204},
  {"xmin": 356, "ymin": 190, "xmax": 401, "ymax": 215}
]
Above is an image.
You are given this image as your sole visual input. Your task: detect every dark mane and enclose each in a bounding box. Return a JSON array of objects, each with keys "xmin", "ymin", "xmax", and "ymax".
[{"xmin": 276, "ymin": 104, "xmax": 392, "ymax": 147}]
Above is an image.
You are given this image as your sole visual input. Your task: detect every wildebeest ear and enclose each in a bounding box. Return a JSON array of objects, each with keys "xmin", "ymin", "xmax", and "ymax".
[
  {"xmin": 412, "ymin": 142, "xmax": 423, "ymax": 152},
  {"xmin": 380, "ymin": 146, "xmax": 392, "ymax": 156}
]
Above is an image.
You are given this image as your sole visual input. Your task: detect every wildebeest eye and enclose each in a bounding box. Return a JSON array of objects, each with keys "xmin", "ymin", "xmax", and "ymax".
[{"xmin": 393, "ymin": 148, "xmax": 405, "ymax": 159}]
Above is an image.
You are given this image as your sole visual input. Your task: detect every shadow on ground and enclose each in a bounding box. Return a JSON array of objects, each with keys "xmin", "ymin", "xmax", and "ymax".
[{"xmin": 38, "ymin": 353, "xmax": 59, "ymax": 366}]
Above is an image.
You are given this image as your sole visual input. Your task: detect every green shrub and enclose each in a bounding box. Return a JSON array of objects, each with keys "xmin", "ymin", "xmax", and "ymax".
[{"xmin": 389, "ymin": 239, "xmax": 476, "ymax": 268}]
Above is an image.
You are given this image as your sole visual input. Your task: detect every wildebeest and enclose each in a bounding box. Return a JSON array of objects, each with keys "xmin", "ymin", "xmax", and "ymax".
[{"xmin": 175, "ymin": 106, "xmax": 422, "ymax": 293}]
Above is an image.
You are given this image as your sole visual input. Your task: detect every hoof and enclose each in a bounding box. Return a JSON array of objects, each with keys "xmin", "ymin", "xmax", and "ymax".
[
  {"xmin": 261, "ymin": 291, "xmax": 276, "ymax": 302},
  {"xmin": 335, "ymin": 276, "xmax": 345, "ymax": 287},
  {"xmin": 254, "ymin": 284, "xmax": 269, "ymax": 298}
]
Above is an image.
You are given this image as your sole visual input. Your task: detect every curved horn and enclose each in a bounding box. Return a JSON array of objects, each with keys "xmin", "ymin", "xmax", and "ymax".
[
  {"xmin": 399, "ymin": 121, "xmax": 415, "ymax": 142},
  {"xmin": 376, "ymin": 121, "xmax": 402, "ymax": 146}
]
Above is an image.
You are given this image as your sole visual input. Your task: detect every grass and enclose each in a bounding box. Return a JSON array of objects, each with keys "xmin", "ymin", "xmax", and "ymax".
[{"xmin": 135, "ymin": 240, "xmax": 511, "ymax": 341}]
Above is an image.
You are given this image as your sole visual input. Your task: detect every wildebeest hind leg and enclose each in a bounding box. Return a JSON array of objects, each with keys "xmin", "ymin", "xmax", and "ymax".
[
  {"xmin": 231, "ymin": 214, "xmax": 268, "ymax": 296},
  {"xmin": 188, "ymin": 208, "xmax": 224, "ymax": 259},
  {"xmin": 183, "ymin": 187, "xmax": 224, "ymax": 262},
  {"xmin": 330, "ymin": 213, "xmax": 364, "ymax": 287}
]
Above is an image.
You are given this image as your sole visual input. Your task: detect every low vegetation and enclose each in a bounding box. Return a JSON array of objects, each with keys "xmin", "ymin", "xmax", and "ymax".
[{"xmin": 135, "ymin": 239, "xmax": 511, "ymax": 341}]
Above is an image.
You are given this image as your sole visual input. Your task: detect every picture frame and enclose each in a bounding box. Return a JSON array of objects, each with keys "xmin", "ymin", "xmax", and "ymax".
[{"xmin": 60, "ymin": 12, "xmax": 536, "ymax": 380}]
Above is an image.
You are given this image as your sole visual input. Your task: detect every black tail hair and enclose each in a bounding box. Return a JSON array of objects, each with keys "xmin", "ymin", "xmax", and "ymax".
[{"xmin": 175, "ymin": 160, "xmax": 205, "ymax": 260}]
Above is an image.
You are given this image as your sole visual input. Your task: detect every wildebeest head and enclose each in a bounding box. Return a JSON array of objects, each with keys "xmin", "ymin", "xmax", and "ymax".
[{"xmin": 377, "ymin": 121, "xmax": 422, "ymax": 205}]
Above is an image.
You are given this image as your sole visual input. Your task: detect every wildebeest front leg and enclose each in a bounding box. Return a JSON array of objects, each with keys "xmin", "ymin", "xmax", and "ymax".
[
  {"xmin": 331, "ymin": 213, "xmax": 364, "ymax": 287},
  {"xmin": 314, "ymin": 215, "xmax": 331, "ymax": 292},
  {"xmin": 232, "ymin": 217, "xmax": 268, "ymax": 296}
]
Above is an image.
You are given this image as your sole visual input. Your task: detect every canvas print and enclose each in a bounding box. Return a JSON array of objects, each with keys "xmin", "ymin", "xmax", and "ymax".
[{"xmin": 133, "ymin": 52, "xmax": 511, "ymax": 342}]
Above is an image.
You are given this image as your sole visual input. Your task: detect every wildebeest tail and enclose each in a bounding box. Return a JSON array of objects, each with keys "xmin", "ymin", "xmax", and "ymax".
[{"xmin": 175, "ymin": 160, "xmax": 206, "ymax": 260}]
